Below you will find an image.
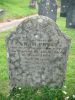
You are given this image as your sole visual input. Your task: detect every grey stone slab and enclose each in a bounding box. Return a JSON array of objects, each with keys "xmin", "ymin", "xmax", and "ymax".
[
  {"xmin": 6, "ymin": 15, "xmax": 70, "ymax": 90},
  {"xmin": 38, "ymin": 0, "xmax": 57, "ymax": 21},
  {"xmin": 66, "ymin": 0, "xmax": 75, "ymax": 28},
  {"xmin": 49, "ymin": 0, "xmax": 57, "ymax": 21},
  {"xmin": 38, "ymin": 0, "xmax": 47, "ymax": 16}
]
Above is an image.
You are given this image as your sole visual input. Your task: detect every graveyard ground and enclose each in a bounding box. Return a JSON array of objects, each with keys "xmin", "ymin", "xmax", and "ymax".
[
  {"xmin": 0, "ymin": 14, "xmax": 75, "ymax": 96},
  {"xmin": 0, "ymin": 0, "xmax": 60, "ymax": 22},
  {"xmin": 0, "ymin": 0, "xmax": 37, "ymax": 22}
]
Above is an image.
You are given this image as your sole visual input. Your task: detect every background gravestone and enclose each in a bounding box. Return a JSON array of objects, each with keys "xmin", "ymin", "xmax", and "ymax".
[
  {"xmin": 38, "ymin": 0, "xmax": 57, "ymax": 21},
  {"xmin": 60, "ymin": 0, "xmax": 69, "ymax": 17},
  {"xmin": 29, "ymin": 0, "xmax": 37, "ymax": 8},
  {"xmin": 0, "ymin": 9, "xmax": 4, "ymax": 17},
  {"xmin": 49, "ymin": 0, "xmax": 57, "ymax": 21},
  {"xmin": 6, "ymin": 16, "xmax": 70, "ymax": 90},
  {"xmin": 38, "ymin": 0, "xmax": 47, "ymax": 15},
  {"xmin": 66, "ymin": 0, "xmax": 75, "ymax": 28}
]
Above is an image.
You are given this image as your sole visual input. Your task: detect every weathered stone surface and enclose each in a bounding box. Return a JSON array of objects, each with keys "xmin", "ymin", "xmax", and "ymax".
[
  {"xmin": 6, "ymin": 15, "xmax": 70, "ymax": 89},
  {"xmin": 38, "ymin": 0, "xmax": 57, "ymax": 21},
  {"xmin": 66, "ymin": 0, "xmax": 75, "ymax": 28},
  {"xmin": 49, "ymin": 0, "xmax": 57, "ymax": 21},
  {"xmin": 60, "ymin": 0, "xmax": 69, "ymax": 17}
]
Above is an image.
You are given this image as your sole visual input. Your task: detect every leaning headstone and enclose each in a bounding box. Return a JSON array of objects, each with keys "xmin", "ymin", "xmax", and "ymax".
[
  {"xmin": 66, "ymin": 0, "xmax": 75, "ymax": 28},
  {"xmin": 60, "ymin": 0, "xmax": 69, "ymax": 17},
  {"xmin": 38, "ymin": 0, "xmax": 57, "ymax": 21},
  {"xmin": 6, "ymin": 16, "xmax": 70, "ymax": 90}
]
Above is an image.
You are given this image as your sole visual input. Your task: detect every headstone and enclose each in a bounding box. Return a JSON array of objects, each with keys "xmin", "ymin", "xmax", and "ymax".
[
  {"xmin": 6, "ymin": 16, "xmax": 70, "ymax": 90},
  {"xmin": 60, "ymin": 0, "xmax": 69, "ymax": 17},
  {"xmin": 38, "ymin": 0, "xmax": 57, "ymax": 21},
  {"xmin": 66, "ymin": 0, "xmax": 75, "ymax": 28},
  {"xmin": 29, "ymin": 0, "xmax": 37, "ymax": 8},
  {"xmin": 38, "ymin": 0, "xmax": 47, "ymax": 15},
  {"xmin": 0, "ymin": 9, "xmax": 4, "ymax": 16},
  {"xmin": 49, "ymin": 0, "xmax": 57, "ymax": 21}
]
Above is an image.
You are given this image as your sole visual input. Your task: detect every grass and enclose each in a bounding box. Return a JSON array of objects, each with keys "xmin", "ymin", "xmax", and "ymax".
[
  {"xmin": 0, "ymin": 30, "xmax": 11, "ymax": 95},
  {"xmin": 57, "ymin": 14, "xmax": 75, "ymax": 96},
  {"xmin": 0, "ymin": 0, "xmax": 37, "ymax": 22},
  {"xmin": 0, "ymin": 86, "xmax": 65, "ymax": 100}
]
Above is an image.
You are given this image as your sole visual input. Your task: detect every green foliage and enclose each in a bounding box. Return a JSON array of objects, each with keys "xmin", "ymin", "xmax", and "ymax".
[
  {"xmin": 0, "ymin": 86, "xmax": 75, "ymax": 100},
  {"xmin": 0, "ymin": 0, "xmax": 37, "ymax": 22},
  {"xmin": 0, "ymin": 86, "xmax": 65, "ymax": 100},
  {"xmin": 0, "ymin": 93, "xmax": 7, "ymax": 100}
]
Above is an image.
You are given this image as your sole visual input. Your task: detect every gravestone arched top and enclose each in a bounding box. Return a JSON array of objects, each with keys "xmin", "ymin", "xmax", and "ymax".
[
  {"xmin": 6, "ymin": 15, "xmax": 70, "ymax": 89},
  {"xmin": 7, "ymin": 15, "xmax": 70, "ymax": 43}
]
